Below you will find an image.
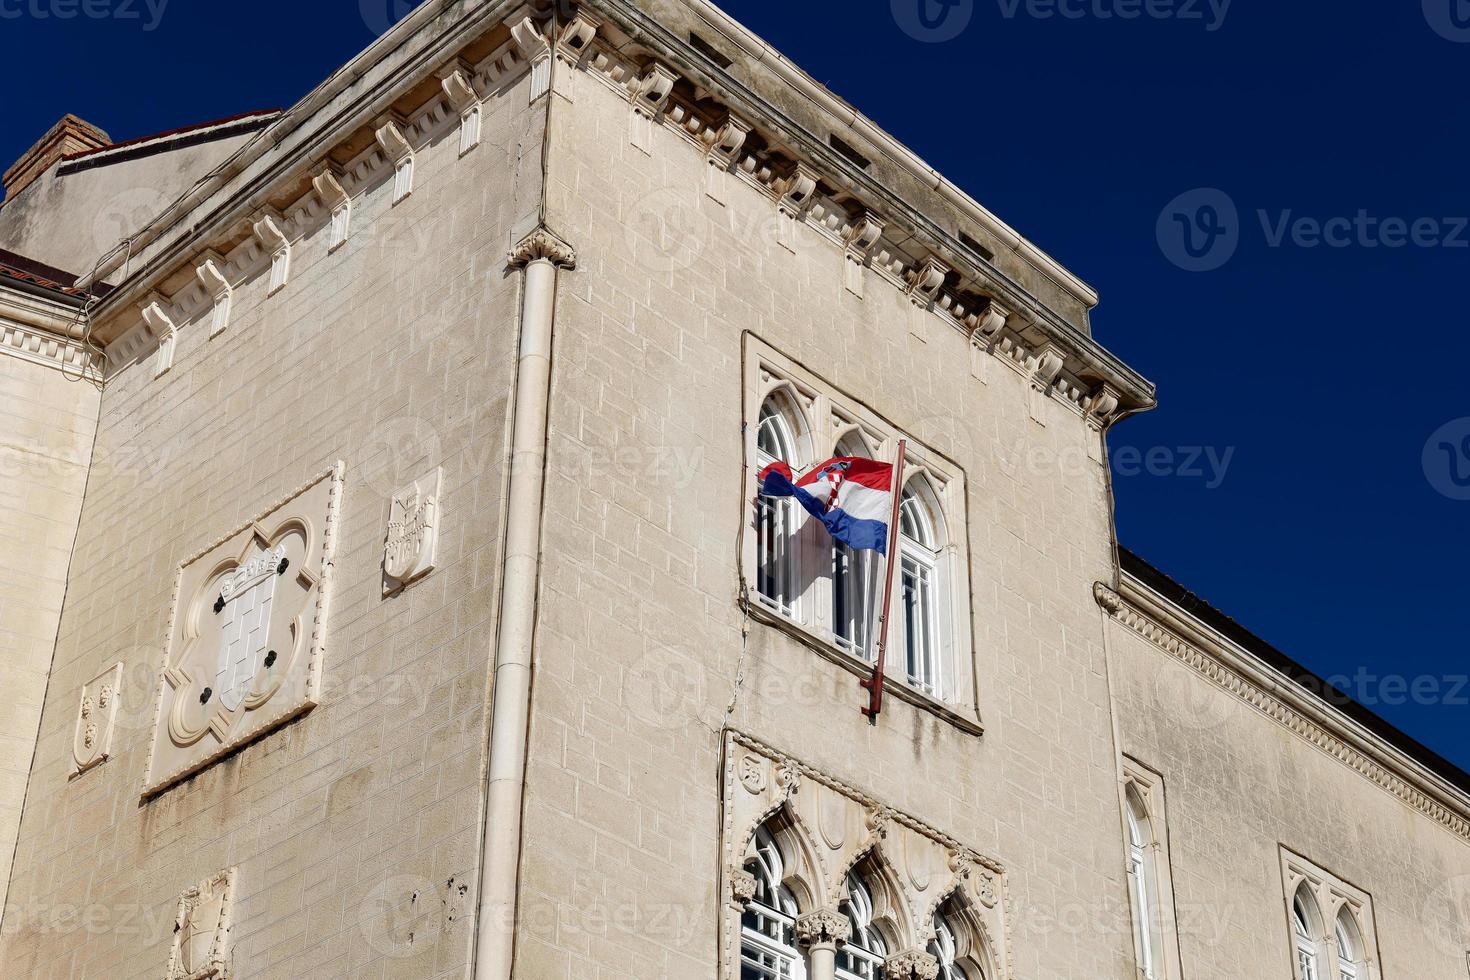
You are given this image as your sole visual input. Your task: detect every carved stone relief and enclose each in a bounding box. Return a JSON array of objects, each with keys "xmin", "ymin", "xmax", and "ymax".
[
  {"xmin": 383, "ymin": 467, "xmax": 441, "ymax": 595},
  {"xmin": 142, "ymin": 464, "xmax": 343, "ymax": 796},
  {"xmin": 72, "ymin": 662, "xmax": 123, "ymax": 775},
  {"xmin": 720, "ymin": 731, "xmax": 1012, "ymax": 979},
  {"xmin": 166, "ymin": 867, "xmax": 236, "ymax": 980}
]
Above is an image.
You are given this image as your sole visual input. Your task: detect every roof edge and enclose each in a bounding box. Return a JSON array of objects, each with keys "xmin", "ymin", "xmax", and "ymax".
[{"xmin": 1113, "ymin": 547, "xmax": 1470, "ymax": 813}]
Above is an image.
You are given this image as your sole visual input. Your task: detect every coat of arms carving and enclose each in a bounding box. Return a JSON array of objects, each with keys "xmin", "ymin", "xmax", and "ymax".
[
  {"xmin": 383, "ymin": 467, "xmax": 441, "ymax": 594},
  {"xmin": 166, "ymin": 867, "xmax": 236, "ymax": 980},
  {"xmin": 142, "ymin": 465, "xmax": 344, "ymax": 796},
  {"xmin": 72, "ymin": 662, "xmax": 123, "ymax": 775}
]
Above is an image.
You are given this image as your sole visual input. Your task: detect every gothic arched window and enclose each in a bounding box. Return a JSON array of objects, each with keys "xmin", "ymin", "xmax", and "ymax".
[
  {"xmin": 836, "ymin": 870, "xmax": 888, "ymax": 980},
  {"xmin": 1293, "ymin": 889, "xmax": 1324, "ymax": 980},
  {"xmin": 742, "ymin": 826, "xmax": 805, "ymax": 980},
  {"xmin": 898, "ymin": 477, "xmax": 947, "ymax": 696},
  {"xmin": 832, "ymin": 433, "xmax": 877, "ymax": 660},
  {"xmin": 756, "ymin": 394, "xmax": 807, "ymax": 617},
  {"xmin": 1125, "ymin": 786, "xmax": 1161, "ymax": 979},
  {"xmin": 1335, "ymin": 909, "xmax": 1363, "ymax": 980}
]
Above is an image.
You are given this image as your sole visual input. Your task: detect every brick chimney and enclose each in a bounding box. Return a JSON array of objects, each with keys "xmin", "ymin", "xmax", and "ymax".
[{"xmin": 3, "ymin": 114, "xmax": 111, "ymax": 202}]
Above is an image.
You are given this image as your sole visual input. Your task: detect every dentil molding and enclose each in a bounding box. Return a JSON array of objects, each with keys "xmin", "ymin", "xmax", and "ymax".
[{"xmin": 1095, "ymin": 581, "xmax": 1470, "ymax": 845}]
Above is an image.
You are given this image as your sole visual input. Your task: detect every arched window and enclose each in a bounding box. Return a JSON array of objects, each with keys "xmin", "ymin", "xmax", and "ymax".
[
  {"xmin": 898, "ymin": 477, "xmax": 946, "ymax": 697},
  {"xmin": 836, "ymin": 870, "xmax": 888, "ymax": 980},
  {"xmin": 927, "ymin": 893, "xmax": 996, "ymax": 980},
  {"xmin": 742, "ymin": 827, "xmax": 805, "ymax": 980},
  {"xmin": 756, "ymin": 395, "xmax": 805, "ymax": 617},
  {"xmin": 1125, "ymin": 787, "xmax": 1160, "ymax": 979},
  {"xmin": 1293, "ymin": 889, "xmax": 1323, "ymax": 980},
  {"xmin": 931, "ymin": 909, "xmax": 972, "ymax": 980},
  {"xmin": 1335, "ymin": 909, "xmax": 1362, "ymax": 980},
  {"xmin": 832, "ymin": 433, "xmax": 877, "ymax": 660}
]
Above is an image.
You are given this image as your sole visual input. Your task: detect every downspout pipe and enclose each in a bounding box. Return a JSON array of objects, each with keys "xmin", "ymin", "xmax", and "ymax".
[{"xmin": 474, "ymin": 226, "xmax": 575, "ymax": 980}]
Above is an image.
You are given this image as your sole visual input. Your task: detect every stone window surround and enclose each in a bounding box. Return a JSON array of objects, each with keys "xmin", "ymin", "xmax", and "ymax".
[
  {"xmin": 1120, "ymin": 756, "xmax": 1184, "ymax": 980},
  {"xmin": 741, "ymin": 333, "xmax": 981, "ymax": 735},
  {"xmin": 1279, "ymin": 847, "xmax": 1381, "ymax": 980},
  {"xmin": 722, "ymin": 730, "xmax": 1010, "ymax": 980}
]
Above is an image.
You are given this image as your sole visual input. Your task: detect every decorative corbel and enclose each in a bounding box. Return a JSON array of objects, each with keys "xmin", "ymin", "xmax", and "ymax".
[
  {"xmin": 707, "ymin": 113, "xmax": 752, "ymax": 170},
  {"xmin": 509, "ymin": 15, "xmax": 552, "ymax": 101},
  {"xmin": 842, "ymin": 211, "xmax": 885, "ymax": 297},
  {"xmin": 728, "ymin": 868, "xmax": 757, "ymax": 911},
  {"xmin": 634, "ymin": 62, "xmax": 679, "ymax": 119},
  {"xmin": 845, "ymin": 211, "xmax": 886, "ymax": 261},
  {"xmin": 439, "ymin": 61, "xmax": 482, "ymax": 155},
  {"xmin": 905, "ymin": 255, "xmax": 950, "ymax": 308},
  {"xmin": 194, "ymin": 250, "xmax": 232, "ymax": 337},
  {"xmin": 555, "ymin": 8, "xmax": 602, "ymax": 65},
  {"xmin": 141, "ymin": 295, "xmax": 178, "ymax": 379},
  {"xmin": 973, "ymin": 298, "xmax": 1011, "ymax": 344},
  {"xmin": 777, "ymin": 162, "xmax": 820, "ymax": 217},
  {"xmin": 252, "ymin": 209, "xmax": 291, "ymax": 295},
  {"xmin": 1032, "ymin": 343, "xmax": 1066, "ymax": 392},
  {"xmin": 1087, "ymin": 383, "xmax": 1122, "ymax": 428},
  {"xmin": 312, "ymin": 167, "xmax": 351, "ymax": 252},
  {"xmin": 374, "ymin": 114, "xmax": 415, "ymax": 204}
]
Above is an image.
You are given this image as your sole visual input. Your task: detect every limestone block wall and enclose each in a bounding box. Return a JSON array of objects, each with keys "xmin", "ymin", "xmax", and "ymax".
[
  {"xmin": 1106, "ymin": 607, "xmax": 1470, "ymax": 980},
  {"xmin": 0, "ymin": 340, "xmax": 98, "ymax": 937},
  {"xmin": 0, "ymin": 68, "xmax": 544, "ymax": 979},
  {"xmin": 510, "ymin": 61, "xmax": 1136, "ymax": 979}
]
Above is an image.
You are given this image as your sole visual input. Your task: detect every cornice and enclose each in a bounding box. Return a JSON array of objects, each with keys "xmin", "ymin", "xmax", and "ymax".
[
  {"xmin": 75, "ymin": 0, "xmax": 1152, "ymax": 420},
  {"xmin": 1095, "ymin": 581, "xmax": 1470, "ymax": 846},
  {"xmin": 583, "ymin": 0, "xmax": 1154, "ymax": 414},
  {"xmin": 0, "ymin": 287, "xmax": 99, "ymax": 377}
]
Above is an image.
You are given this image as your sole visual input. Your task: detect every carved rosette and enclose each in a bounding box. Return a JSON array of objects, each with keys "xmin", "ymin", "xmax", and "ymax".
[
  {"xmin": 886, "ymin": 948, "xmax": 941, "ymax": 980},
  {"xmin": 508, "ymin": 227, "xmax": 577, "ymax": 269},
  {"xmin": 795, "ymin": 907, "xmax": 852, "ymax": 949}
]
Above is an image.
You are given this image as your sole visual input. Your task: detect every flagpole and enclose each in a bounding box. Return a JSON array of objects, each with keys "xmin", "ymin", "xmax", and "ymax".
[{"xmin": 861, "ymin": 440, "xmax": 907, "ymax": 720}]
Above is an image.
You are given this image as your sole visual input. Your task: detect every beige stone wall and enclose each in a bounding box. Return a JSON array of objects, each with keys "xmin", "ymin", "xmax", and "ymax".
[
  {"xmin": 0, "ymin": 70, "xmax": 544, "ymax": 978},
  {"xmin": 1106, "ymin": 610, "xmax": 1470, "ymax": 980},
  {"xmin": 510, "ymin": 63, "xmax": 1137, "ymax": 978},
  {"xmin": 0, "ymin": 337, "xmax": 98, "ymax": 936}
]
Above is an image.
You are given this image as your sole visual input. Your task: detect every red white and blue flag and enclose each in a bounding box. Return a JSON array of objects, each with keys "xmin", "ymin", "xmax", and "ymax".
[{"xmin": 759, "ymin": 457, "xmax": 896, "ymax": 554}]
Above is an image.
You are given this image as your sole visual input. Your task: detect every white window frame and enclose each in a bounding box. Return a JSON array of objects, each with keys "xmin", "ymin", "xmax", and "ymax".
[
  {"xmin": 742, "ymin": 337, "xmax": 975, "ymax": 714},
  {"xmin": 1280, "ymin": 848, "xmax": 1381, "ymax": 980},
  {"xmin": 1121, "ymin": 758, "xmax": 1184, "ymax": 980},
  {"xmin": 743, "ymin": 827, "xmax": 807, "ymax": 980}
]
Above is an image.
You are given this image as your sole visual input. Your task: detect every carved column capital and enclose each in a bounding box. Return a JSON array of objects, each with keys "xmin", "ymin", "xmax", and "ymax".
[
  {"xmin": 885, "ymin": 947, "xmax": 941, "ymax": 980},
  {"xmin": 729, "ymin": 868, "xmax": 757, "ymax": 908},
  {"xmin": 508, "ymin": 227, "xmax": 577, "ymax": 269},
  {"xmin": 795, "ymin": 907, "xmax": 851, "ymax": 948}
]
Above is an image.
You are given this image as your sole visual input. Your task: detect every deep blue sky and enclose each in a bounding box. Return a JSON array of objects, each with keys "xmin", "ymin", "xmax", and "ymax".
[{"xmin": 4, "ymin": 1, "xmax": 1466, "ymax": 770}]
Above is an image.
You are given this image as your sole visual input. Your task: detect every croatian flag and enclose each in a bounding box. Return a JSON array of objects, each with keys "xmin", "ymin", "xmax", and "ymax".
[{"xmin": 759, "ymin": 457, "xmax": 895, "ymax": 554}]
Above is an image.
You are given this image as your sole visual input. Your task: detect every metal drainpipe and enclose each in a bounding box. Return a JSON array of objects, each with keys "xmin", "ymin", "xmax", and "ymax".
[{"xmin": 474, "ymin": 227, "xmax": 575, "ymax": 979}]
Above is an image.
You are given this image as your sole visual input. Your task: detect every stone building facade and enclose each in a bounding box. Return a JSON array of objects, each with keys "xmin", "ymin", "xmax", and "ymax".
[{"xmin": 0, "ymin": 2, "xmax": 1464, "ymax": 978}]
